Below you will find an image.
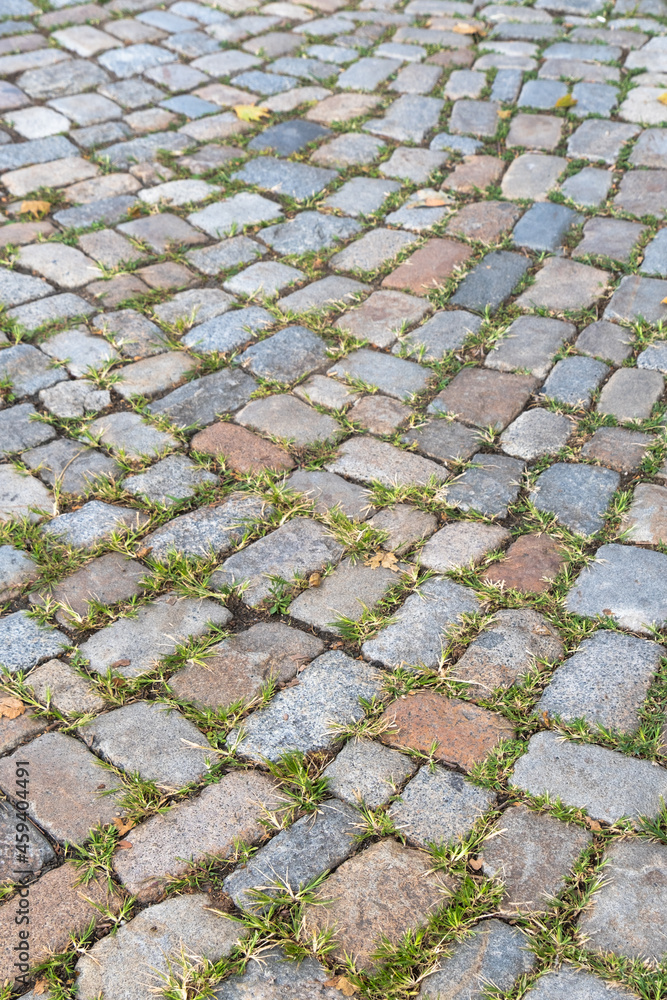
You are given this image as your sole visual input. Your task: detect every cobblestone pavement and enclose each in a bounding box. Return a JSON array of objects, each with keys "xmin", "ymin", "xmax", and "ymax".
[{"xmin": 3, "ymin": 0, "xmax": 667, "ymax": 994}]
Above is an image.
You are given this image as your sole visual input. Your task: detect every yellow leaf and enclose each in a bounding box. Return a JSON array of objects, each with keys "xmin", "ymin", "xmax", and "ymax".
[
  {"xmin": 554, "ymin": 94, "xmax": 578, "ymax": 108},
  {"xmin": 308, "ymin": 572, "xmax": 321, "ymax": 588},
  {"xmin": 113, "ymin": 816, "xmax": 135, "ymax": 836},
  {"xmin": 658, "ymin": 92, "xmax": 667, "ymax": 105},
  {"xmin": 364, "ymin": 551, "xmax": 400, "ymax": 572},
  {"xmin": 324, "ymin": 977, "xmax": 359, "ymax": 996},
  {"xmin": 20, "ymin": 199, "xmax": 50, "ymax": 218},
  {"xmin": 662, "ymin": 296, "xmax": 667, "ymax": 304},
  {"xmin": 233, "ymin": 104, "xmax": 270, "ymax": 122},
  {"xmin": 452, "ymin": 21, "xmax": 479, "ymax": 32},
  {"xmin": 0, "ymin": 696, "xmax": 25, "ymax": 719},
  {"xmin": 497, "ymin": 109, "xmax": 512, "ymax": 119}
]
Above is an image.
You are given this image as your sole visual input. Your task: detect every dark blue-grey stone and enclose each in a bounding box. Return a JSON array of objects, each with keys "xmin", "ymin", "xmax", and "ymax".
[
  {"xmin": 420, "ymin": 920, "xmax": 535, "ymax": 1000},
  {"xmin": 160, "ymin": 94, "xmax": 219, "ymax": 118},
  {"xmin": 518, "ymin": 78, "xmax": 568, "ymax": 109},
  {"xmin": 640, "ymin": 229, "xmax": 667, "ymax": 277},
  {"xmin": 0, "ymin": 134, "xmax": 76, "ymax": 171},
  {"xmin": 53, "ymin": 196, "xmax": 138, "ymax": 229},
  {"xmin": 446, "ymin": 453, "xmax": 525, "ymax": 518},
  {"xmin": 571, "ymin": 81, "xmax": 617, "ymax": 117},
  {"xmin": 491, "ymin": 69, "xmax": 523, "ymax": 103},
  {"xmin": 430, "ymin": 132, "xmax": 482, "ymax": 155},
  {"xmin": 259, "ymin": 211, "xmax": 361, "ymax": 254},
  {"xmin": 248, "ymin": 119, "xmax": 330, "ymax": 154},
  {"xmin": 513, "ymin": 202, "xmax": 582, "ymax": 253},
  {"xmin": 531, "ymin": 462, "xmax": 620, "ymax": 536},
  {"xmin": 540, "ymin": 355, "xmax": 609, "ymax": 406},
  {"xmin": 232, "ymin": 70, "xmax": 298, "ymax": 95},
  {"xmin": 270, "ymin": 56, "xmax": 338, "ymax": 81},
  {"xmin": 233, "ymin": 156, "xmax": 336, "ymax": 200},
  {"xmin": 450, "ymin": 251, "xmax": 530, "ymax": 314}
]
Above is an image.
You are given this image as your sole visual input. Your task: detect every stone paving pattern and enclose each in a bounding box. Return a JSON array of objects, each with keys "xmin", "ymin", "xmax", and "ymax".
[{"xmin": 0, "ymin": 0, "xmax": 667, "ymax": 994}]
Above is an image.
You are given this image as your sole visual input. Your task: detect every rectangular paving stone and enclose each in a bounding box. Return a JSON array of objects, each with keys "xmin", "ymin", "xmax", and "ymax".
[
  {"xmin": 228, "ymin": 651, "xmax": 383, "ymax": 762},
  {"xmin": 113, "ymin": 771, "xmax": 282, "ymax": 902},
  {"xmin": 429, "ymin": 368, "xmax": 538, "ymax": 430},
  {"xmin": 328, "ymin": 347, "xmax": 430, "ymax": 400},
  {"xmin": 450, "ymin": 250, "xmax": 530, "ymax": 313},
  {"xmin": 323, "ymin": 737, "xmax": 417, "ymax": 809},
  {"xmin": 142, "ymin": 492, "xmax": 269, "ymax": 561},
  {"xmin": 420, "ymin": 921, "xmax": 535, "ymax": 1000},
  {"xmin": 288, "ymin": 556, "xmax": 402, "ymax": 633},
  {"xmin": 511, "ymin": 730, "xmax": 667, "ymax": 825},
  {"xmin": 486, "ymin": 315, "xmax": 576, "ymax": 379},
  {"xmin": 41, "ymin": 500, "xmax": 149, "ymax": 548},
  {"xmin": 327, "ymin": 435, "xmax": 448, "ymax": 487},
  {"xmin": 337, "ymin": 290, "xmax": 430, "ymax": 350},
  {"xmin": 382, "ymin": 238, "xmax": 474, "ymax": 295},
  {"xmin": 596, "ymin": 367, "xmax": 664, "ymax": 421},
  {"xmin": 0, "ymin": 609, "xmax": 68, "ymax": 674},
  {"xmin": 445, "ymin": 452, "xmax": 524, "ymax": 518},
  {"xmin": 390, "ymin": 765, "xmax": 496, "ymax": 848}
]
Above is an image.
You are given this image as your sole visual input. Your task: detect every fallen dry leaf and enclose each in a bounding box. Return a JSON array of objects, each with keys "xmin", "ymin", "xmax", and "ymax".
[
  {"xmin": 554, "ymin": 94, "xmax": 578, "ymax": 108},
  {"xmin": 658, "ymin": 92, "xmax": 667, "ymax": 105},
  {"xmin": 365, "ymin": 550, "xmax": 400, "ymax": 572},
  {"xmin": 110, "ymin": 658, "xmax": 131, "ymax": 668},
  {"xmin": 406, "ymin": 195, "xmax": 449, "ymax": 208},
  {"xmin": 585, "ymin": 817, "xmax": 602, "ymax": 831},
  {"xmin": 497, "ymin": 109, "xmax": 512, "ymax": 119},
  {"xmin": 20, "ymin": 199, "xmax": 50, "ymax": 218},
  {"xmin": 116, "ymin": 840, "xmax": 133, "ymax": 849},
  {"xmin": 33, "ymin": 981, "xmax": 49, "ymax": 995},
  {"xmin": 0, "ymin": 696, "xmax": 25, "ymax": 719},
  {"xmin": 452, "ymin": 21, "xmax": 480, "ymax": 33},
  {"xmin": 468, "ymin": 857, "xmax": 484, "ymax": 871},
  {"xmin": 324, "ymin": 976, "xmax": 359, "ymax": 996},
  {"xmin": 234, "ymin": 103, "xmax": 270, "ymax": 122},
  {"xmin": 113, "ymin": 816, "xmax": 135, "ymax": 836},
  {"xmin": 308, "ymin": 572, "xmax": 322, "ymax": 587}
]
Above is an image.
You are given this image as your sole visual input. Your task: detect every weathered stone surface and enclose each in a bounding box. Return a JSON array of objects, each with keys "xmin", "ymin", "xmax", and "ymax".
[
  {"xmin": 382, "ymin": 238, "xmax": 474, "ymax": 295},
  {"xmin": 380, "ymin": 691, "xmax": 514, "ymax": 771},
  {"xmin": 450, "ymin": 250, "xmax": 530, "ymax": 314},
  {"xmin": 390, "ymin": 766, "xmax": 496, "ymax": 848},
  {"xmin": 0, "ymin": 402, "xmax": 55, "ymax": 456},
  {"xmin": 27, "ymin": 658, "xmax": 105, "ymax": 717},
  {"xmin": 622, "ymin": 483, "xmax": 667, "ymax": 545},
  {"xmin": 420, "ymin": 923, "xmax": 536, "ymax": 999},
  {"xmin": 123, "ymin": 455, "xmax": 217, "ymax": 505},
  {"xmin": 540, "ymin": 355, "xmax": 609, "ymax": 407},
  {"xmin": 191, "ymin": 421, "xmax": 294, "ymax": 474},
  {"xmin": 501, "ymin": 409, "xmax": 574, "ymax": 461},
  {"xmin": 486, "ymin": 315, "xmax": 575, "ymax": 379},
  {"xmin": 211, "ymin": 517, "xmax": 344, "ymax": 607},
  {"xmin": 524, "ymin": 966, "xmax": 642, "ymax": 1000},
  {"xmin": 420, "ymin": 522, "xmax": 509, "ymax": 572},
  {"xmin": 531, "ymin": 462, "xmax": 620, "ymax": 536},
  {"xmin": 0, "ymin": 465, "xmax": 54, "ymax": 524},
  {"xmin": 113, "ymin": 771, "xmax": 282, "ymax": 902},
  {"xmin": 430, "ymin": 368, "xmax": 537, "ymax": 430},
  {"xmin": 0, "ymin": 797, "xmax": 54, "ymax": 883},
  {"xmin": 288, "ymin": 556, "xmax": 402, "ymax": 633},
  {"xmin": 327, "ymin": 435, "xmax": 448, "ymax": 487},
  {"xmin": 214, "ymin": 946, "xmax": 341, "ymax": 1000},
  {"xmin": 481, "ymin": 806, "xmax": 591, "ymax": 914},
  {"xmin": 0, "ymin": 544, "xmax": 38, "ymax": 600},
  {"xmin": 41, "ymin": 500, "xmax": 148, "ymax": 548},
  {"xmin": 225, "ymin": 799, "xmax": 358, "ymax": 909},
  {"xmin": 323, "ymin": 738, "xmax": 417, "ymax": 809},
  {"xmin": 445, "ymin": 453, "xmax": 524, "ymax": 519},
  {"xmin": 511, "ymin": 730, "xmax": 667, "ymax": 825},
  {"xmin": 228, "ymin": 651, "xmax": 383, "ymax": 762},
  {"xmin": 170, "ymin": 622, "xmax": 323, "ymax": 710},
  {"xmin": 303, "ymin": 838, "xmax": 455, "ymax": 970},
  {"xmin": 30, "ymin": 551, "xmax": 144, "ymax": 625},
  {"xmin": 287, "ymin": 469, "xmax": 372, "ymax": 520},
  {"xmin": 368, "ymin": 503, "xmax": 438, "ymax": 554},
  {"xmin": 77, "ymin": 893, "xmax": 245, "ymax": 1000},
  {"xmin": 597, "ymin": 367, "xmax": 664, "ymax": 421},
  {"xmin": 484, "ymin": 533, "xmax": 566, "ymax": 594},
  {"xmin": 79, "ymin": 595, "xmax": 231, "ymax": 678},
  {"xmin": 0, "ymin": 610, "xmax": 68, "ymax": 674},
  {"xmin": 0, "ymin": 864, "xmax": 121, "ymax": 984},
  {"xmin": 575, "ymin": 319, "xmax": 633, "ymax": 365},
  {"xmin": 143, "ymin": 493, "xmax": 268, "ymax": 561},
  {"xmin": 577, "ymin": 839, "xmax": 667, "ymax": 962},
  {"xmin": 453, "ymin": 609, "xmax": 563, "ymax": 696},
  {"xmin": 363, "ymin": 576, "xmax": 480, "ymax": 669},
  {"xmin": 0, "ymin": 732, "xmax": 122, "ymax": 844},
  {"xmin": 516, "ymin": 257, "xmax": 610, "ymax": 311},
  {"xmin": 239, "ymin": 325, "xmax": 329, "ymax": 383},
  {"xmin": 582, "ymin": 427, "xmax": 652, "ymax": 473},
  {"xmin": 0, "ymin": 343, "xmax": 66, "ymax": 398},
  {"xmin": 148, "ymin": 368, "xmax": 257, "ymax": 429},
  {"xmin": 87, "ymin": 411, "xmax": 178, "ymax": 461}
]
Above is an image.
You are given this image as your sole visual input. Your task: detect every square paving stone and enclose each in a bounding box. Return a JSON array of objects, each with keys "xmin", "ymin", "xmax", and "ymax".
[
  {"xmin": 481, "ymin": 805, "xmax": 591, "ymax": 915},
  {"xmin": 234, "ymin": 156, "xmax": 336, "ymax": 200},
  {"xmin": 288, "ymin": 556, "xmax": 403, "ymax": 634},
  {"xmin": 561, "ymin": 166, "xmax": 613, "ymax": 208},
  {"xmin": 237, "ymin": 394, "xmax": 339, "ymax": 446},
  {"xmin": 191, "ymin": 420, "xmax": 294, "ymax": 474},
  {"xmin": 0, "ymin": 465, "xmax": 53, "ymax": 524},
  {"xmin": 115, "ymin": 352, "xmax": 192, "ymax": 401},
  {"xmin": 186, "ymin": 236, "xmax": 265, "ymax": 276},
  {"xmin": 449, "ymin": 250, "xmax": 530, "ymax": 313},
  {"xmin": 248, "ymin": 118, "xmax": 330, "ymax": 156},
  {"xmin": 76, "ymin": 893, "xmax": 245, "ymax": 1000},
  {"xmin": 402, "ymin": 419, "xmax": 480, "ymax": 465},
  {"xmin": 0, "ymin": 864, "xmax": 122, "ymax": 986},
  {"xmin": 311, "ymin": 132, "xmax": 385, "ymax": 168},
  {"xmin": 224, "ymin": 799, "xmax": 358, "ymax": 910},
  {"xmin": 30, "ymin": 551, "xmax": 144, "ymax": 626},
  {"xmin": 429, "ymin": 368, "xmax": 538, "ymax": 430},
  {"xmin": 294, "ymin": 374, "xmax": 360, "ymax": 410},
  {"xmin": 123, "ymin": 454, "xmax": 217, "ymax": 505},
  {"xmin": 501, "ymin": 153, "xmax": 565, "ymax": 202},
  {"xmin": 362, "ymin": 575, "xmax": 480, "ymax": 669},
  {"xmin": 443, "ymin": 154, "xmax": 505, "ymax": 195},
  {"xmin": 328, "ymin": 347, "xmax": 430, "ymax": 400},
  {"xmin": 575, "ymin": 318, "xmax": 633, "ymax": 365},
  {"xmin": 0, "ymin": 402, "xmax": 56, "ymax": 456},
  {"xmin": 41, "ymin": 500, "xmax": 149, "ymax": 548},
  {"xmin": 420, "ymin": 522, "xmax": 510, "ymax": 573},
  {"xmin": 381, "ymin": 238, "xmax": 475, "ymax": 295},
  {"xmin": 210, "ymin": 517, "xmax": 344, "ymax": 607},
  {"xmin": 331, "ymin": 228, "xmax": 417, "ymax": 274},
  {"xmin": 336, "ymin": 55, "xmax": 401, "ymax": 91},
  {"xmin": 95, "ymin": 309, "xmax": 169, "ymax": 359},
  {"xmin": 322, "ymin": 738, "xmax": 416, "ymax": 809},
  {"xmin": 523, "ymin": 967, "xmax": 635, "ymax": 1000},
  {"xmin": 511, "ymin": 729, "xmax": 667, "ymax": 824},
  {"xmin": 507, "ymin": 112, "xmax": 562, "ymax": 151},
  {"xmin": 512, "ymin": 202, "xmax": 581, "ymax": 254},
  {"xmin": 79, "ymin": 701, "xmax": 214, "ymax": 788},
  {"xmin": 604, "ymin": 274, "xmax": 667, "ymax": 326},
  {"xmin": 567, "ymin": 118, "xmax": 639, "ymax": 164},
  {"xmin": 368, "ymin": 504, "xmax": 438, "ymax": 555},
  {"xmin": 279, "ymin": 275, "xmax": 370, "ymax": 314},
  {"xmin": 28, "ymin": 658, "xmax": 105, "ymax": 716},
  {"xmin": 380, "ymin": 146, "xmax": 448, "ymax": 184},
  {"xmin": 575, "ymin": 217, "xmax": 645, "ymax": 263},
  {"xmin": 517, "ymin": 258, "xmax": 610, "ymax": 312},
  {"xmin": 364, "ymin": 93, "xmax": 444, "ymax": 144},
  {"xmin": 112, "ymin": 770, "xmax": 282, "ymax": 902},
  {"xmin": 287, "ymin": 469, "xmax": 372, "ymax": 520},
  {"xmin": 349, "ymin": 394, "xmax": 412, "ymax": 435},
  {"xmin": 0, "ymin": 543, "xmax": 38, "ymax": 600},
  {"xmin": 500, "ymin": 409, "xmax": 574, "ymax": 460},
  {"xmin": 142, "ymin": 493, "xmax": 268, "ymax": 562},
  {"xmin": 638, "ymin": 339, "xmax": 667, "ymax": 371},
  {"xmin": 18, "ymin": 242, "xmax": 102, "ymax": 290},
  {"xmin": 486, "ymin": 315, "xmax": 576, "ymax": 379},
  {"xmin": 449, "ymin": 99, "xmax": 500, "ymax": 138},
  {"xmin": 623, "ymin": 482, "xmax": 667, "ymax": 545},
  {"xmin": 39, "ymin": 327, "xmax": 119, "ymax": 378},
  {"xmin": 389, "ymin": 765, "xmax": 496, "ymax": 848},
  {"xmin": 181, "ymin": 307, "xmax": 272, "ymax": 358},
  {"xmin": 419, "ymin": 920, "xmax": 536, "ymax": 1000},
  {"xmin": 87, "ymin": 411, "xmax": 178, "ymax": 461},
  {"xmin": 531, "ymin": 462, "xmax": 620, "ymax": 536},
  {"xmin": 538, "ymin": 629, "xmax": 662, "ymax": 732},
  {"xmin": 303, "ymin": 838, "xmax": 455, "ymax": 971},
  {"xmin": 79, "ymin": 595, "xmax": 231, "ymax": 678},
  {"xmin": 187, "ymin": 192, "xmax": 283, "ymax": 238},
  {"xmin": 596, "ymin": 367, "xmax": 664, "ymax": 421},
  {"xmin": 223, "ymin": 260, "xmax": 303, "ymax": 299},
  {"xmin": 214, "ymin": 946, "xmax": 341, "ymax": 1000},
  {"xmin": 540, "ymin": 355, "xmax": 609, "ymax": 407},
  {"xmin": 614, "ymin": 169, "xmax": 667, "ymax": 217},
  {"xmin": 453, "ymin": 608, "xmax": 563, "ymax": 696},
  {"xmin": 153, "ymin": 288, "xmax": 235, "ymax": 328},
  {"xmin": 117, "ymin": 212, "xmax": 207, "ymax": 253},
  {"xmin": 305, "ymin": 91, "xmax": 383, "ymax": 125},
  {"xmin": 380, "ymin": 690, "xmax": 514, "ymax": 771},
  {"xmin": 336, "ymin": 290, "xmax": 430, "ymax": 350},
  {"xmin": 0, "ymin": 732, "xmax": 122, "ymax": 844},
  {"xmin": 229, "ymin": 651, "xmax": 383, "ymax": 762},
  {"xmin": 260, "ymin": 210, "xmax": 361, "ymax": 254},
  {"xmin": 169, "ymin": 621, "xmax": 323, "ymax": 709},
  {"xmin": 483, "ymin": 533, "xmax": 567, "ymax": 594},
  {"xmin": 0, "ymin": 609, "xmax": 68, "ymax": 674},
  {"xmin": 238, "ymin": 326, "xmax": 327, "ymax": 383},
  {"xmin": 577, "ymin": 839, "xmax": 667, "ymax": 962},
  {"xmin": 148, "ymin": 368, "xmax": 258, "ymax": 428},
  {"xmin": 0, "ymin": 343, "xmax": 67, "ymax": 398},
  {"xmin": 326, "ymin": 436, "xmax": 447, "ymax": 486},
  {"xmin": 582, "ymin": 426, "xmax": 652, "ymax": 473},
  {"xmin": 446, "ymin": 453, "xmax": 525, "ymax": 518},
  {"xmin": 0, "ymin": 266, "xmax": 53, "ymax": 308}
]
